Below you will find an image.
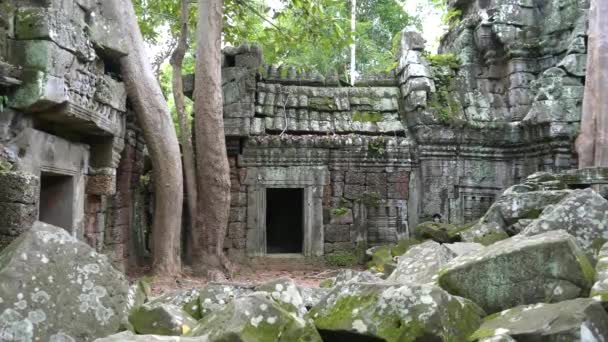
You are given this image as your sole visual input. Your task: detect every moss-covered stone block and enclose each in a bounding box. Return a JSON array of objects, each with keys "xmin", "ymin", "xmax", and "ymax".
[
  {"xmin": 469, "ymin": 299, "xmax": 608, "ymax": 341},
  {"xmin": 129, "ymin": 302, "xmax": 198, "ymax": 336},
  {"xmin": 188, "ymin": 293, "xmax": 322, "ymax": 341},
  {"xmin": 0, "ymin": 221, "xmax": 128, "ymax": 341},
  {"xmin": 8, "ymin": 70, "xmax": 68, "ymax": 111},
  {"xmin": 522, "ymin": 189, "xmax": 608, "ymax": 258},
  {"xmin": 438, "ymin": 230, "xmax": 595, "ymax": 314},
  {"xmin": 414, "ymin": 221, "xmax": 469, "ymax": 243},
  {"xmin": 386, "ymin": 240, "xmax": 456, "ymax": 284},
  {"xmin": 309, "ymin": 282, "xmax": 484, "ymax": 341}
]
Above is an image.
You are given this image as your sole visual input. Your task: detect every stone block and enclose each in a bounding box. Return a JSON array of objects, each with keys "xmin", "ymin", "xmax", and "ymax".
[
  {"xmin": 329, "ymin": 209, "xmax": 353, "ymax": 225},
  {"xmin": 86, "ymin": 174, "xmax": 117, "ymax": 196},
  {"xmin": 344, "ymin": 184, "xmax": 365, "ymax": 200},
  {"xmin": 0, "ymin": 202, "xmax": 37, "ymax": 236},
  {"xmin": 15, "ymin": 8, "xmax": 95, "ymax": 61},
  {"xmin": 387, "ymin": 171, "xmax": 409, "ymax": 184},
  {"xmin": 9, "ymin": 70, "xmax": 68, "ymax": 111},
  {"xmin": 388, "ymin": 182, "xmax": 409, "ymax": 199},
  {"xmin": 345, "ymin": 171, "xmax": 365, "ymax": 185},
  {"xmin": 95, "ymin": 75, "xmax": 127, "ymax": 112},
  {"xmin": 396, "ymin": 31, "xmax": 426, "ymax": 56},
  {"xmin": 400, "ymin": 77, "xmax": 435, "ymax": 96},
  {"xmin": 230, "ymin": 191, "xmax": 247, "ymax": 207},
  {"xmin": 9, "ymin": 39, "xmax": 74, "ymax": 76},
  {"xmin": 399, "ymin": 64, "xmax": 431, "ymax": 84},
  {"xmin": 558, "ymin": 53, "xmax": 587, "ymax": 77},
  {"xmin": 228, "ymin": 222, "xmax": 246, "ymax": 239},
  {"xmin": 0, "ymin": 171, "xmax": 39, "ymax": 204},
  {"xmin": 404, "ymin": 91, "xmax": 427, "ymax": 111},
  {"xmin": 324, "ymin": 225, "xmax": 351, "ymax": 243},
  {"xmin": 235, "ymin": 52, "xmax": 263, "ymax": 68}
]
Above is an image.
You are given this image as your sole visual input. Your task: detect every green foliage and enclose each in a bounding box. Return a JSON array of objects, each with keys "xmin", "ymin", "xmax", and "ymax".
[
  {"xmin": 325, "ymin": 250, "xmax": 359, "ymax": 267},
  {"xmin": 425, "ymin": 52, "xmax": 460, "ymax": 69},
  {"xmin": 353, "ymin": 111, "xmax": 383, "ymax": 123},
  {"xmin": 425, "ymin": 53, "xmax": 461, "ymax": 124},
  {"xmin": 319, "ymin": 278, "xmax": 334, "ymax": 288},
  {"xmin": 428, "ymin": 0, "xmax": 462, "ymax": 27},
  {"xmin": 368, "ymin": 137, "xmax": 386, "ymax": 157},
  {"xmin": 136, "ymin": 0, "xmax": 418, "ymax": 77},
  {"xmin": 355, "ymin": 192, "xmax": 382, "ymax": 208},
  {"xmin": 331, "ymin": 207, "xmax": 349, "ymax": 217},
  {"xmin": 139, "ymin": 173, "xmax": 152, "ymax": 188}
]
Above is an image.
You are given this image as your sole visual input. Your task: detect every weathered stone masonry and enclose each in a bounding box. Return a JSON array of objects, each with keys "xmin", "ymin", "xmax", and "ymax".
[
  {"xmin": 0, "ymin": 0, "xmax": 148, "ymax": 270},
  {"xmin": 185, "ymin": 0, "xmax": 589, "ymax": 257},
  {"xmin": 0, "ymin": 0, "xmax": 591, "ymax": 263}
]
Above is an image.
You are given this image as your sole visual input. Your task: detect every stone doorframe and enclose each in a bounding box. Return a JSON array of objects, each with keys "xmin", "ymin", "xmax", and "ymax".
[
  {"xmin": 244, "ymin": 166, "xmax": 329, "ymax": 257},
  {"xmin": 11, "ymin": 128, "xmax": 89, "ymax": 239}
]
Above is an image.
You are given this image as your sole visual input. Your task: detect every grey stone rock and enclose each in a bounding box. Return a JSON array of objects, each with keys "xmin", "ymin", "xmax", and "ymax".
[
  {"xmin": 592, "ymin": 241, "xmax": 608, "ymax": 302},
  {"xmin": 94, "ymin": 331, "xmax": 204, "ymax": 342},
  {"xmin": 443, "ymin": 242, "xmax": 484, "ymax": 257},
  {"xmin": 386, "ymin": 240, "xmax": 456, "ymax": 285},
  {"xmin": 308, "ymin": 282, "xmax": 484, "ymax": 341},
  {"xmin": 0, "ymin": 221, "xmax": 128, "ymax": 341},
  {"xmin": 148, "ymin": 288, "xmax": 202, "ymax": 320},
  {"xmin": 332, "ymin": 269, "xmax": 384, "ymax": 288},
  {"xmin": 254, "ymin": 277, "xmax": 307, "ymax": 317},
  {"xmin": 129, "ymin": 303, "xmax": 198, "ymax": 336},
  {"xmin": 469, "ymin": 299, "xmax": 608, "ymax": 341},
  {"xmin": 298, "ymin": 286, "xmax": 331, "ymax": 310},
  {"xmin": 194, "ymin": 283, "xmax": 253, "ymax": 319},
  {"xmin": 187, "ymin": 292, "xmax": 322, "ymax": 341},
  {"xmin": 438, "ymin": 230, "xmax": 595, "ymax": 314},
  {"xmin": 522, "ymin": 189, "xmax": 608, "ymax": 257}
]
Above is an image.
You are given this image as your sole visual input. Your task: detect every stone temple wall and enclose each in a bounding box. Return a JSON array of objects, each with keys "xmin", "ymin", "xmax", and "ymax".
[
  {"xmin": 0, "ymin": 0, "xmax": 591, "ymax": 262},
  {"xmin": 399, "ymin": 0, "xmax": 588, "ymax": 225},
  {"xmin": 184, "ymin": 0, "xmax": 589, "ymax": 257},
  {"xmin": 0, "ymin": 0, "xmax": 144, "ymax": 270}
]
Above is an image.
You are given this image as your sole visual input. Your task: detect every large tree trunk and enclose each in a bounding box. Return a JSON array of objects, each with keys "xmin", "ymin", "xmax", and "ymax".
[
  {"xmin": 576, "ymin": 0, "xmax": 608, "ymax": 167},
  {"xmin": 171, "ymin": 0, "xmax": 199, "ymax": 258},
  {"xmin": 193, "ymin": 0, "xmax": 231, "ymax": 271},
  {"xmin": 113, "ymin": 0, "xmax": 184, "ymax": 276}
]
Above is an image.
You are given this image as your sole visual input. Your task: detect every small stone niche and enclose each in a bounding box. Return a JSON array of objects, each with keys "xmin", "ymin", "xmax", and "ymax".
[{"xmin": 39, "ymin": 172, "xmax": 74, "ymax": 231}]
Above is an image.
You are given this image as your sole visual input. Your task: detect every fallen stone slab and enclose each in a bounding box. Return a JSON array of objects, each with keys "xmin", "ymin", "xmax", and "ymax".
[
  {"xmin": 308, "ymin": 282, "xmax": 484, "ymax": 341},
  {"xmin": 94, "ymin": 331, "xmax": 204, "ymax": 341},
  {"xmin": 129, "ymin": 302, "xmax": 198, "ymax": 336},
  {"xmin": 438, "ymin": 230, "xmax": 595, "ymax": 314},
  {"xmin": 298, "ymin": 286, "xmax": 331, "ymax": 310},
  {"xmin": 443, "ymin": 242, "xmax": 484, "ymax": 257},
  {"xmin": 254, "ymin": 277, "xmax": 307, "ymax": 317},
  {"xmin": 148, "ymin": 288, "xmax": 202, "ymax": 319},
  {"xmin": 469, "ymin": 299, "xmax": 608, "ymax": 341},
  {"xmin": 460, "ymin": 189, "xmax": 571, "ymax": 245},
  {"xmin": 386, "ymin": 240, "xmax": 455, "ymax": 284},
  {"xmin": 522, "ymin": 188, "xmax": 608, "ymax": 257},
  {"xmin": 0, "ymin": 221, "xmax": 129, "ymax": 341},
  {"xmin": 187, "ymin": 292, "xmax": 322, "ymax": 341},
  {"xmin": 414, "ymin": 221, "xmax": 467, "ymax": 243},
  {"xmin": 186, "ymin": 283, "xmax": 253, "ymax": 319},
  {"xmin": 592, "ymin": 241, "xmax": 608, "ymax": 302}
]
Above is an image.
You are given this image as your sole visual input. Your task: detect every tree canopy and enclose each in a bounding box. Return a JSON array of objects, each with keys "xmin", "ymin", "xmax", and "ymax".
[{"xmin": 136, "ymin": 0, "xmax": 418, "ymax": 76}]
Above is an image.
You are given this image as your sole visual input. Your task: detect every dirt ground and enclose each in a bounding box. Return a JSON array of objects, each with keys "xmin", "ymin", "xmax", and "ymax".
[{"xmin": 130, "ymin": 258, "xmax": 359, "ymax": 297}]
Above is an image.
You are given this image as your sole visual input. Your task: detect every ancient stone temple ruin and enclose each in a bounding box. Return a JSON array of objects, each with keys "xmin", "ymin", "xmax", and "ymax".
[
  {"xmin": 0, "ymin": 0, "xmax": 146, "ymax": 267},
  {"xmin": 0, "ymin": 0, "xmax": 595, "ymax": 265},
  {"xmin": 182, "ymin": 0, "xmax": 591, "ymax": 258}
]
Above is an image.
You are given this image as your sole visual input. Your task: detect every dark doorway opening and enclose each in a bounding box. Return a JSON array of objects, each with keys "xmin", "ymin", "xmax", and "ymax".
[
  {"xmin": 266, "ymin": 188, "xmax": 304, "ymax": 254},
  {"xmin": 39, "ymin": 172, "xmax": 74, "ymax": 231}
]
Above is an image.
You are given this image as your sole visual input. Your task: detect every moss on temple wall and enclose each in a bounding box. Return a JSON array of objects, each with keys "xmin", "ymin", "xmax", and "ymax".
[
  {"xmin": 424, "ymin": 53, "xmax": 462, "ymax": 124},
  {"xmin": 353, "ymin": 111, "xmax": 383, "ymax": 123}
]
